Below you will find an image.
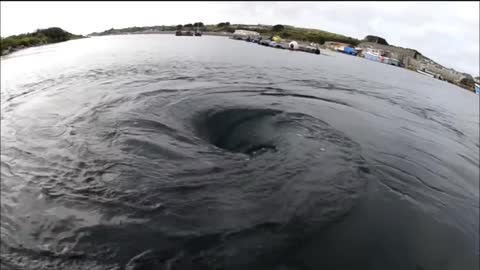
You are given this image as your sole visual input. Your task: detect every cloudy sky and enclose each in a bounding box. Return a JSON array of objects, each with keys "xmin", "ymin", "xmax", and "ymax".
[{"xmin": 1, "ymin": 1, "xmax": 479, "ymax": 75}]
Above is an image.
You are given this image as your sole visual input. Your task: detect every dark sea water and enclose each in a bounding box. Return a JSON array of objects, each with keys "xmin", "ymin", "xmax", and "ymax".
[{"xmin": 1, "ymin": 35, "xmax": 478, "ymax": 270}]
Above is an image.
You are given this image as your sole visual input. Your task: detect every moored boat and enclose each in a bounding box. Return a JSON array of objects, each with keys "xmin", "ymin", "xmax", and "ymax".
[
  {"xmin": 288, "ymin": 41, "xmax": 299, "ymax": 50},
  {"xmin": 364, "ymin": 51, "xmax": 399, "ymax": 66},
  {"xmin": 416, "ymin": 68, "xmax": 436, "ymax": 78},
  {"xmin": 299, "ymin": 44, "xmax": 320, "ymax": 55},
  {"xmin": 175, "ymin": 30, "xmax": 199, "ymax": 37}
]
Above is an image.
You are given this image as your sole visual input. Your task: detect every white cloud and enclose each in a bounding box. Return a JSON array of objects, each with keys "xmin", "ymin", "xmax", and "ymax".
[{"xmin": 1, "ymin": 1, "xmax": 478, "ymax": 75}]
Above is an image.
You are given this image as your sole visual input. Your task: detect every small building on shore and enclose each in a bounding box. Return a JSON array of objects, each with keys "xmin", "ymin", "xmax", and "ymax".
[
  {"xmin": 324, "ymin": 41, "xmax": 352, "ymax": 51},
  {"xmin": 232, "ymin": 30, "xmax": 260, "ymax": 40},
  {"xmin": 324, "ymin": 41, "xmax": 359, "ymax": 55}
]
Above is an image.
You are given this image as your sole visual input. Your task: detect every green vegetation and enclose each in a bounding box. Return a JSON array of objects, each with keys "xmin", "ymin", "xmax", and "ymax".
[
  {"xmin": 272, "ymin": 24, "xmax": 285, "ymax": 33},
  {"xmin": 232, "ymin": 24, "xmax": 360, "ymax": 46},
  {"xmin": 205, "ymin": 23, "xmax": 236, "ymax": 33},
  {"xmin": 182, "ymin": 22, "xmax": 205, "ymax": 30},
  {"xmin": 216, "ymin": 22, "xmax": 231, "ymax": 28},
  {"xmin": 1, "ymin": 27, "xmax": 83, "ymax": 55},
  {"xmin": 91, "ymin": 23, "xmax": 208, "ymax": 36}
]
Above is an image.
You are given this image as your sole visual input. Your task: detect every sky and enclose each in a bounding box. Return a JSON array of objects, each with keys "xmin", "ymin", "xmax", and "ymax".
[{"xmin": 1, "ymin": 1, "xmax": 479, "ymax": 76}]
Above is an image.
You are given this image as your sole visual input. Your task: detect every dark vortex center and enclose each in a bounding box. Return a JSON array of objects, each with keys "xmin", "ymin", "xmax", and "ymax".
[{"xmin": 195, "ymin": 108, "xmax": 283, "ymax": 155}]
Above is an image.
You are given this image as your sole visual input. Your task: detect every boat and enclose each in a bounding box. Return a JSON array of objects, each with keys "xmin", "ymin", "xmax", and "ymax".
[
  {"xmin": 416, "ymin": 68, "xmax": 443, "ymax": 80},
  {"xmin": 299, "ymin": 45, "xmax": 320, "ymax": 55},
  {"xmin": 288, "ymin": 41, "xmax": 299, "ymax": 50},
  {"xmin": 364, "ymin": 51, "xmax": 400, "ymax": 66},
  {"xmin": 194, "ymin": 27, "xmax": 202, "ymax": 36},
  {"xmin": 475, "ymin": 83, "xmax": 480, "ymax": 95},
  {"xmin": 337, "ymin": 46, "xmax": 357, "ymax": 56},
  {"xmin": 416, "ymin": 68, "xmax": 435, "ymax": 78},
  {"xmin": 174, "ymin": 30, "xmax": 194, "ymax": 36},
  {"xmin": 259, "ymin": 39, "xmax": 270, "ymax": 46}
]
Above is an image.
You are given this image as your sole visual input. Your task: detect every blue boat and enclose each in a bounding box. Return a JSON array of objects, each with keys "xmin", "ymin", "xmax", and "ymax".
[
  {"xmin": 337, "ymin": 46, "xmax": 357, "ymax": 56},
  {"xmin": 364, "ymin": 52, "xmax": 381, "ymax": 62},
  {"xmin": 475, "ymin": 83, "xmax": 480, "ymax": 95}
]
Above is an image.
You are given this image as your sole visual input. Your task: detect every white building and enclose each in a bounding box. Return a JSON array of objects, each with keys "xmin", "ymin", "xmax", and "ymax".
[{"xmin": 232, "ymin": 30, "xmax": 260, "ymax": 40}]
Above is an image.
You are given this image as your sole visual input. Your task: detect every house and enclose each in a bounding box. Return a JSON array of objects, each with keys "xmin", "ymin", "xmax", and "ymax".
[
  {"xmin": 324, "ymin": 41, "xmax": 352, "ymax": 51},
  {"xmin": 232, "ymin": 30, "xmax": 260, "ymax": 40},
  {"xmin": 234, "ymin": 24, "xmax": 269, "ymax": 30}
]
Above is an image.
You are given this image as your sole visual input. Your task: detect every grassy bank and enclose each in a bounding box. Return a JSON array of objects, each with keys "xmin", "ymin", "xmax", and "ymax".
[
  {"xmin": 1, "ymin": 27, "xmax": 84, "ymax": 55},
  {"xmin": 219, "ymin": 25, "xmax": 360, "ymax": 46}
]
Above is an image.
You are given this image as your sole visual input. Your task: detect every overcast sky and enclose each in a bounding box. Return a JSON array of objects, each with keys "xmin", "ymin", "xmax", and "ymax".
[{"xmin": 1, "ymin": 1, "xmax": 479, "ymax": 75}]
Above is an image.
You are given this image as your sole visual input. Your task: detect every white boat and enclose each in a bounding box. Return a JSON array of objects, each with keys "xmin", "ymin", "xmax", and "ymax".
[{"xmin": 417, "ymin": 69, "xmax": 435, "ymax": 78}]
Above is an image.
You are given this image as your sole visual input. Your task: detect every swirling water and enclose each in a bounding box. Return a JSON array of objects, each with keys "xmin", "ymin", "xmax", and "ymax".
[{"xmin": 1, "ymin": 35, "xmax": 478, "ymax": 270}]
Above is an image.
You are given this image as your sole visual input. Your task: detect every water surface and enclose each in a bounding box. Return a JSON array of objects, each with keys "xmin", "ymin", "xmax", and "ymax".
[{"xmin": 1, "ymin": 35, "xmax": 479, "ymax": 270}]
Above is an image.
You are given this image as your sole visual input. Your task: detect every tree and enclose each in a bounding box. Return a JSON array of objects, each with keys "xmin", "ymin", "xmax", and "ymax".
[
  {"xmin": 184, "ymin": 23, "xmax": 193, "ymax": 28},
  {"xmin": 363, "ymin": 35, "xmax": 389, "ymax": 45},
  {"xmin": 272, "ymin": 24, "xmax": 284, "ymax": 32},
  {"xmin": 176, "ymin": 24, "xmax": 183, "ymax": 30},
  {"xmin": 281, "ymin": 31, "xmax": 291, "ymax": 38},
  {"xmin": 36, "ymin": 27, "xmax": 71, "ymax": 42},
  {"xmin": 218, "ymin": 22, "xmax": 231, "ymax": 27}
]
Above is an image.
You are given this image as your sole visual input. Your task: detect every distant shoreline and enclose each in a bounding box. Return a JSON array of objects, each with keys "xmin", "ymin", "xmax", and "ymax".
[
  {"xmin": 1, "ymin": 36, "xmax": 85, "ymax": 57},
  {"xmin": 1, "ymin": 32, "xmax": 231, "ymax": 57},
  {"xmin": 87, "ymin": 31, "xmax": 232, "ymax": 37}
]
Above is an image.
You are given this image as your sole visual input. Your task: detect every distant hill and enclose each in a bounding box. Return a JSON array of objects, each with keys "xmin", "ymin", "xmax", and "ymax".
[
  {"xmin": 363, "ymin": 35, "xmax": 389, "ymax": 45},
  {"xmin": 1, "ymin": 27, "xmax": 84, "ymax": 55}
]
